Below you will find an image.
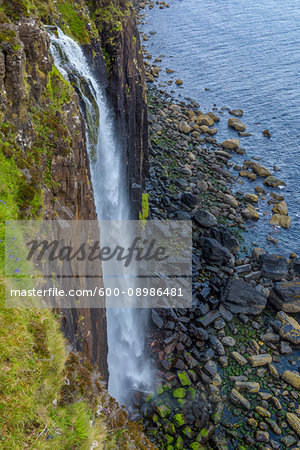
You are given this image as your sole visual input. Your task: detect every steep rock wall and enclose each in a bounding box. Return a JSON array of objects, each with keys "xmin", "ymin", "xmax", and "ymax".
[
  {"xmin": 1, "ymin": 0, "xmax": 148, "ymax": 382},
  {"xmin": 88, "ymin": 0, "xmax": 149, "ymax": 215},
  {"xmin": 0, "ymin": 16, "xmax": 108, "ymax": 380}
]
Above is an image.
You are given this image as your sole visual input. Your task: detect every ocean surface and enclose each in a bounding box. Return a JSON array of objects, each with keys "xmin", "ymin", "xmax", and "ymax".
[{"xmin": 141, "ymin": 0, "xmax": 300, "ymax": 255}]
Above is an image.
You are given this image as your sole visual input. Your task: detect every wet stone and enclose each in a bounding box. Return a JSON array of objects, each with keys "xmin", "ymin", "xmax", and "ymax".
[
  {"xmin": 269, "ymin": 280, "xmax": 300, "ymax": 313},
  {"xmin": 221, "ymin": 278, "xmax": 267, "ymax": 315},
  {"xmin": 260, "ymin": 254, "xmax": 288, "ymax": 281},
  {"xmin": 214, "ymin": 317, "xmax": 226, "ymax": 330},
  {"xmin": 193, "ymin": 209, "xmax": 217, "ymax": 228},
  {"xmin": 196, "ymin": 310, "xmax": 220, "ymax": 328},
  {"xmin": 255, "ymin": 430, "xmax": 269, "ymax": 443},
  {"xmin": 203, "ymin": 360, "xmax": 218, "ymax": 378},
  {"xmin": 255, "ymin": 406, "xmax": 271, "ymax": 418},
  {"xmin": 222, "ymin": 336, "xmax": 236, "ymax": 347},
  {"xmin": 277, "ymin": 311, "xmax": 300, "ymax": 345},
  {"xmin": 232, "ymin": 351, "xmax": 247, "ymax": 366},
  {"xmin": 230, "ymin": 388, "xmax": 250, "ymax": 409},
  {"xmin": 280, "ymin": 341, "xmax": 292, "ymax": 354}
]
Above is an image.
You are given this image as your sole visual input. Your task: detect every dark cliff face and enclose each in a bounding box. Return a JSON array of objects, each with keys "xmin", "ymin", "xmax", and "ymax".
[
  {"xmin": 0, "ymin": 0, "xmax": 148, "ymax": 382},
  {"xmin": 88, "ymin": 0, "xmax": 149, "ymax": 216},
  {"xmin": 0, "ymin": 17, "xmax": 108, "ymax": 381}
]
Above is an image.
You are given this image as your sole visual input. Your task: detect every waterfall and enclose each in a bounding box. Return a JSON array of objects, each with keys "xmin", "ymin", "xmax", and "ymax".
[{"xmin": 49, "ymin": 28, "xmax": 151, "ymax": 406}]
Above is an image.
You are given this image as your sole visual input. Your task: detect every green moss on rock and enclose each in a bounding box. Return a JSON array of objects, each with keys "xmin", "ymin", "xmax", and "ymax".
[
  {"xmin": 172, "ymin": 413, "xmax": 186, "ymax": 427},
  {"xmin": 177, "ymin": 370, "xmax": 191, "ymax": 386},
  {"xmin": 173, "ymin": 388, "xmax": 186, "ymax": 399},
  {"xmin": 175, "ymin": 435, "xmax": 184, "ymax": 449},
  {"xmin": 155, "ymin": 402, "xmax": 171, "ymax": 419}
]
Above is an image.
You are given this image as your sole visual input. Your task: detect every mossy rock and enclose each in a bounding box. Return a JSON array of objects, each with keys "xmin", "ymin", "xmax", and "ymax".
[
  {"xmin": 188, "ymin": 387, "xmax": 197, "ymax": 400},
  {"xmin": 196, "ymin": 428, "xmax": 209, "ymax": 442},
  {"xmin": 152, "ymin": 414, "xmax": 159, "ymax": 423},
  {"xmin": 175, "ymin": 435, "xmax": 184, "ymax": 449},
  {"xmin": 177, "ymin": 370, "xmax": 191, "ymax": 386},
  {"xmin": 182, "ymin": 426, "xmax": 193, "ymax": 438},
  {"xmin": 190, "ymin": 443, "xmax": 204, "ymax": 450},
  {"xmin": 173, "ymin": 388, "xmax": 186, "ymax": 399},
  {"xmin": 154, "ymin": 382, "xmax": 164, "ymax": 395},
  {"xmin": 164, "ymin": 420, "xmax": 176, "ymax": 435},
  {"xmin": 172, "ymin": 413, "xmax": 186, "ymax": 427},
  {"xmin": 155, "ymin": 402, "xmax": 171, "ymax": 419},
  {"xmin": 164, "ymin": 434, "xmax": 174, "ymax": 445},
  {"xmin": 146, "ymin": 392, "xmax": 154, "ymax": 402}
]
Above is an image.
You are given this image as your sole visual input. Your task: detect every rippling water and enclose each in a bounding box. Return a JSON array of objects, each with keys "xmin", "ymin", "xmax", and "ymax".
[{"xmin": 142, "ymin": 0, "xmax": 300, "ymax": 255}]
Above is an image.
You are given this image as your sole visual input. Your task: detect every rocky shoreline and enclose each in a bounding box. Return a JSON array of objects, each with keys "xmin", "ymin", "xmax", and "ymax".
[{"xmin": 132, "ymin": 4, "xmax": 300, "ymax": 449}]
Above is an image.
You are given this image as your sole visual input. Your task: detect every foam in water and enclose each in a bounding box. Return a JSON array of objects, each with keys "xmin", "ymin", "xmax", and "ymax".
[{"xmin": 49, "ymin": 28, "xmax": 151, "ymax": 405}]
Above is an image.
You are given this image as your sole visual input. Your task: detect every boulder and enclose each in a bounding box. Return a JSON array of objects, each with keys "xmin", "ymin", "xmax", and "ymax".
[
  {"xmin": 193, "ymin": 209, "xmax": 217, "ymax": 228},
  {"xmin": 209, "ymin": 225, "xmax": 240, "ymax": 254},
  {"xmin": 199, "ymin": 125, "xmax": 210, "ymax": 133},
  {"xmin": 175, "ymin": 79, "xmax": 183, "ymax": 86},
  {"xmin": 196, "ymin": 114, "xmax": 214, "ymax": 126},
  {"xmin": 232, "ymin": 352, "xmax": 247, "ymax": 365},
  {"xmin": 200, "ymin": 237, "xmax": 234, "ymax": 267},
  {"xmin": 282, "ymin": 371, "xmax": 300, "ymax": 390},
  {"xmin": 228, "ymin": 117, "xmax": 247, "ymax": 131},
  {"xmin": 176, "ymin": 211, "xmax": 192, "ymax": 220},
  {"xmin": 179, "ymin": 121, "xmax": 191, "ymax": 134},
  {"xmin": 270, "ymin": 214, "xmax": 291, "ymax": 228},
  {"xmin": 235, "ymin": 381, "xmax": 260, "ymax": 393},
  {"xmin": 247, "ymin": 162, "xmax": 271, "ymax": 177},
  {"xmin": 152, "ymin": 309, "xmax": 164, "ymax": 328},
  {"xmin": 263, "ymin": 129, "xmax": 271, "ymax": 138},
  {"xmin": 221, "ymin": 139, "xmax": 239, "ymax": 150},
  {"xmin": 214, "ymin": 150, "xmax": 231, "ymax": 159},
  {"xmin": 229, "ymin": 109, "xmax": 244, "ymax": 117},
  {"xmin": 177, "ymin": 371, "xmax": 191, "ymax": 386},
  {"xmin": 272, "ymin": 201, "xmax": 288, "ymax": 215},
  {"xmin": 230, "ymin": 389, "xmax": 250, "ymax": 409},
  {"xmin": 287, "ymin": 413, "xmax": 300, "ymax": 437},
  {"xmin": 259, "ymin": 254, "xmax": 288, "ymax": 281},
  {"xmin": 248, "ymin": 354, "xmax": 272, "ymax": 367},
  {"xmin": 155, "ymin": 401, "xmax": 171, "ymax": 418},
  {"xmin": 244, "ymin": 193, "xmax": 258, "ymax": 203},
  {"xmin": 270, "ymin": 192, "xmax": 284, "ymax": 202},
  {"xmin": 223, "ymin": 194, "xmax": 239, "ymax": 208},
  {"xmin": 242, "ymin": 204, "xmax": 259, "ymax": 220},
  {"xmin": 269, "ymin": 281, "xmax": 300, "ymax": 312},
  {"xmin": 277, "ymin": 311, "xmax": 300, "ymax": 344},
  {"xmin": 294, "ymin": 258, "xmax": 300, "ymax": 276},
  {"xmin": 264, "ymin": 176, "xmax": 286, "ymax": 188},
  {"xmin": 221, "ymin": 278, "xmax": 267, "ymax": 315},
  {"xmin": 197, "ymin": 180, "xmax": 208, "ymax": 193},
  {"xmin": 181, "ymin": 192, "xmax": 198, "ymax": 208},
  {"xmin": 207, "ymin": 112, "xmax": 220, "ymax": 122}
]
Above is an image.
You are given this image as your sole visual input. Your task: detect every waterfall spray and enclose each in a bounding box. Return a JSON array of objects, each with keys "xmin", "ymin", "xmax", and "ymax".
[{"xmin": 49, "ymin": 28, "xmax": 151, "ymax": 405}]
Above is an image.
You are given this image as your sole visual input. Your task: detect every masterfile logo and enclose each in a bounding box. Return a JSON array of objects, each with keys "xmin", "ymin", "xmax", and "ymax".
[{"xmin": 5, "ymin": 220, "xmax": 192, "ymax": 309}]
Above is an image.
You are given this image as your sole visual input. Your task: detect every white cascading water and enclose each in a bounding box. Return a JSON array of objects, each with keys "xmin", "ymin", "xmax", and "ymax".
[{"xmin": 49, "ymin": 28, "xmax": 151, "ymax": 405}]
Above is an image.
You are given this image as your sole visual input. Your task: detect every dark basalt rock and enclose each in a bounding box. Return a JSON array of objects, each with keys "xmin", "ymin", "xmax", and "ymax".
[
  {"xmin": 268, "ymin": 280, "xmax": 300, "ymax": 313},
  {"xmin": 293, "ymin": 258, "xmax": 300, "ymax": 276},
  {"xmin": 209, "ymin": 224, "xmax": 240, "ymax": 254},
  {"xmin": 200, "ymin": 237, "xmax": 234, "ymax": 267},
  {"xmin": 152, "ymin": 309, "xmax": 164, "ymax": 328},
  {"xmin": 189, "ymin": 324, "xmax": 209, "ymax": 341},
  {"xmin": 259, "ymin": 254, "xmax": 288, "ymax": 281},
  {"xmin": 193, "ymin": 209, "xmax": 217, "ymax": 228},
  {"xmin": 221, "ymin": 278, "xmax": 267, "ymax": 315},
  {"xmin": 181, "ymin": 192, "xmax": 198, "ymax": 208},
  {"xmin": 176, "ymin": 210, "xmax": 192, "ymax": 220}
]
